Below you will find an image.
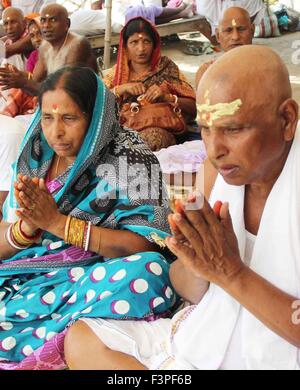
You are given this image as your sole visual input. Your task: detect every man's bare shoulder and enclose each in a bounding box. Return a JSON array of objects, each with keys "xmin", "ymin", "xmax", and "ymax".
[
  {"xmin": 68, "ymin": 32, "xmax": 90, "ymax": 47},
  {"xmin": 66, "ymin": 33, "xmax": 94, "ymax": 61}
]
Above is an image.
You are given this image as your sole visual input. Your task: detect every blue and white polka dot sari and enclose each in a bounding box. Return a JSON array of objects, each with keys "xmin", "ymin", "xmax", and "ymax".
[{"xmin": 0, "ymin": 75, "xmax": 175, "ymax": 364}]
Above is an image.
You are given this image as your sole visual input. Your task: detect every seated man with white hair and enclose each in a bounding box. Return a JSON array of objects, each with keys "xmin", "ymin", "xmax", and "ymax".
[{"xmin": 195, "ymin": 0, "xmax": 265, "ymax": 45}]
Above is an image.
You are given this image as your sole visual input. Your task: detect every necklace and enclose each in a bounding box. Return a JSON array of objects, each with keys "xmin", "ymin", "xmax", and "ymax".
[{"xmin": 54, "ymin": 156, "xmax": 61, "ymax": 178}]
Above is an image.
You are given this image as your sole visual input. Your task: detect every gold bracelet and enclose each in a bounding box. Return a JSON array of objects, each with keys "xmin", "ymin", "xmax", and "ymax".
[
  {"xmin": 68, "ymin": 217, "xmax": 86, "ymax": 248},
  {"xmin": 64, "ymin": 215, "xmax": 72, "ymax": 244},
  {"xmin": 11, "ymin": 220, "xmax": 36, "ymax": 246}
]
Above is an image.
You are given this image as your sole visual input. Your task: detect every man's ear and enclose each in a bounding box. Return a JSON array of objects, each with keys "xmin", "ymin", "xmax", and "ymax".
[
  {"xmin": 67, "ymin": 17, "xmax": 71, "ymax": 29},
  {"xmin": 279, "ymin": 98, "xmax": 299, "ymax": 141}
]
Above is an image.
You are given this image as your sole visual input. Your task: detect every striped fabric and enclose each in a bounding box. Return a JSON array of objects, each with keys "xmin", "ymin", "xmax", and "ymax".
[{"xmin": 254, "ymin": 8, "xmax": 281, "ymax": 37}]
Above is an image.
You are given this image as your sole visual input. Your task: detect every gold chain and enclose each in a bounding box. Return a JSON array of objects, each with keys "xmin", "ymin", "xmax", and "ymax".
[{"xmin": 54, "ymin": 156, "xmax": 61, "ymax": 178}]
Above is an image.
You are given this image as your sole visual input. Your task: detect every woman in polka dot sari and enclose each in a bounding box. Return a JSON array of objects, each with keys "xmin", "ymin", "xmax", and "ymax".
[{"xmin": 0, "ymin": 66, "xmax": 175, "ymax": 369}]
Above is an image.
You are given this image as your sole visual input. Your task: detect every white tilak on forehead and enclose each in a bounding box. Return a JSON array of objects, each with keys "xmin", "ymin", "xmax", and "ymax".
[
  {"xmin": 232, "ymin": 19, "xmax": 237, "ymax": 27},
  {"xmin": 197, "ymin": 90, "xmax": 242, "ymax": 126}
]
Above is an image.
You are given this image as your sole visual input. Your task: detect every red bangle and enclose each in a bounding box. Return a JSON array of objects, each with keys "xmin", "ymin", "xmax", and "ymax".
[{"xmin": 19, "ymin": 220, "xmax": 42, "ymax": 241}]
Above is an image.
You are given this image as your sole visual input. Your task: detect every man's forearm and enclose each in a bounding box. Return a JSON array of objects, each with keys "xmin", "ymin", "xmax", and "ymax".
[
  {"xmin": 223, "ymin": 267, "xmax": 300, "ymax": 348},
  {"xmin": 5, "ymin": 35, "xmax": 33, "ymax": 58},
  {"xmin": 22, "ymin": 79, "xmax": 40, "ymax": 96}
]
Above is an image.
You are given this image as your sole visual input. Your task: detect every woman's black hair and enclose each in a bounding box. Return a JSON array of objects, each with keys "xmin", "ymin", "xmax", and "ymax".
[
  {"xmin": 38, "ymin": 66, "xmax": 98, "ymax": 121},
  {"xmin": 123, "ymin": 18, "xmax": 157, "ymax": 47}
]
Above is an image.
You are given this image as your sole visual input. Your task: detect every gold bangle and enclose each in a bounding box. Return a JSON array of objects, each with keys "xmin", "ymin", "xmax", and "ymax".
[
  {"xmin": 64, "ymin": 215, "xmax": 72, "ymax": 244},
  {"xmin": 68, "ymin": 217, "xmax": 86, "ymax": 248},
  {"xmin": 11, "ymin": 220, "xmax": 34, "ymax": 246}
]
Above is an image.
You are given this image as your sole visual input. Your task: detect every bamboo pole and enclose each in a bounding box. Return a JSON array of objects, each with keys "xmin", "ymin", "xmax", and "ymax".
[{"xmin": 103, "ymin": 0, "xmax": 112, "ymax": 69}]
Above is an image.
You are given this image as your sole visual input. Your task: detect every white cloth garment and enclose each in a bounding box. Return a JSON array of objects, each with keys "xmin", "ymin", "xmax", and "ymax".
[
  {"xmin": 111, "ymin": 0, "xmax": 162, "ymax": 28},
  {"xmin": 70, "ymin": 10, "xmax": 107, "ymax": 36},
  {"xmin": 11, "ymin": 0, "xmax": 55, "ymax": 15},
  {"xmin": 220, "ymin": 231, "xmax": 256, "ymax": 370},
  {"xmin": 70, "ymin": 8, "xmax": 124, "ymax": 35},
  {"xmin": 80, "ymin": 316, "xmax": 171, "ymax": 368},
  {"xmin": 0, "ymin": 115, "xmax": 26, "ymax": 192},
  {"xmin": 41, "ymin": 32, "xmax": 83, "ymax": 75},
  {"xmin": 196, "ymin": 0, "xmax": 266, "ymax": 34},
  {"xmin": 153, "ymin": 140, "xmax": 207, "ymax": 174}
]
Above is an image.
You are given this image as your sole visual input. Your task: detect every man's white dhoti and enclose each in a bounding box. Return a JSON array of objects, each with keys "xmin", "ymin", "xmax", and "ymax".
[{"xmin": 196, "ymin": 0, "xmax": 266, "ymax": 34}]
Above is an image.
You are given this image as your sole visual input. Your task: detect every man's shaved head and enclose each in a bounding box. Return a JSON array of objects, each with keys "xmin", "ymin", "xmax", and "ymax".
[
  {"xmin": 197, "ymin": 45, "xmax": 298, "ymax": 187},
  {"xmin": 220, "ymin": 6, "xmax": 252, "ymax": 26},
  {"xmin": 216, "ymin": 7, "xmax": 254, "ymax": 52},
  {"xmin": 41, "ymin": 4, "xmax": 70, "ymax": 43},
  {"xmin": 2, "ymin": 7, "xmax": 25, "ymax": 42},
  {"xmin": 2, "ymin": 7, "xmax": 24, "ymax": 22},
  {"xmin": 41, "ymin": 4, "xmax": 69, "ymax": 20},
  {"xmin": 198, "ymin": 45, "xmax": 291, "ymax": 114}
]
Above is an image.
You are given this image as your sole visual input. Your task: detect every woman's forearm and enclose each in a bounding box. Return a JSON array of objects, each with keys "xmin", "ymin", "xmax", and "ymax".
[
  {"xmin": 169, "ymin": 259, "xmax": 209, "ymax": 304},
  {"xmin": 48, "ymin": 213, "xmax": 157, "ymax": 258},
  {"xmin": 89, "ymin": 226, "xmax": 157, "ymax": 258},
  {"xmin": 223, "ymin": 267, "xmax": 300, "ymax": 348}
]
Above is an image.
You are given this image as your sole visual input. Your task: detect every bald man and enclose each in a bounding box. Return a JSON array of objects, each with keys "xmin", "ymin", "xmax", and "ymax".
[
  {"xmin": 195, "ymin": 0, "xmax": 265, "ymax": 46},
  {"xmin": 195, "ymin": 6, "xmax": 254, "ymax": 89},
  {"xmin": 64, "ymin": 46, "xmax": 300, "ymax": 370},
  {"xmin": 0, "ymin": 4, "xmax": 97, "ymax": 95},
  {"xmin": 1, "ymin": 7, "xmax": 34, "ymax": 67}
]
